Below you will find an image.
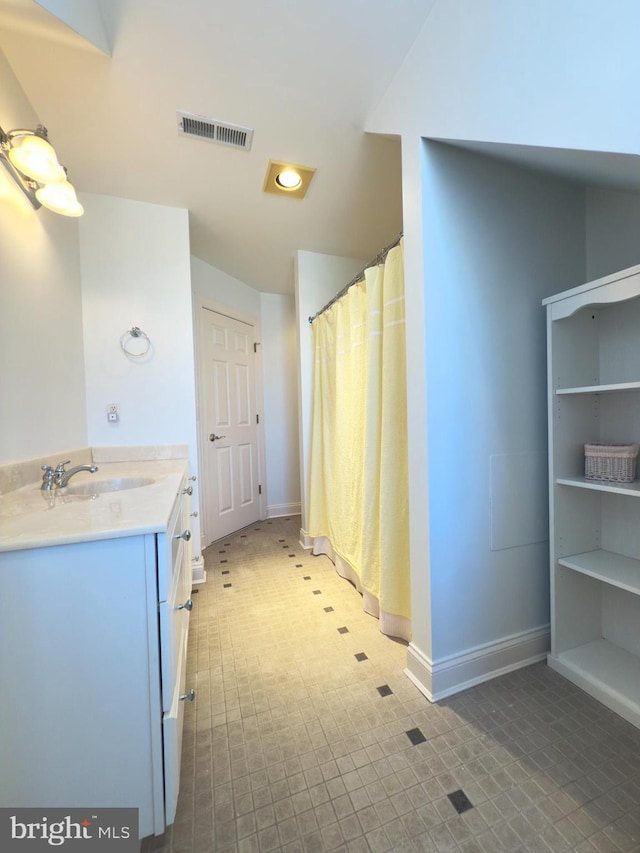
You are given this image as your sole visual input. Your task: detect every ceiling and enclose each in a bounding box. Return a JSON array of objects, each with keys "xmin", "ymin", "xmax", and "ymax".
[
  {"xmin": 0, "ymin": 0, "xmax": 438, "ymax": 294},
  {"xmin": 436, "ymin": 139, "xmax": 640, "ymax": 194}
]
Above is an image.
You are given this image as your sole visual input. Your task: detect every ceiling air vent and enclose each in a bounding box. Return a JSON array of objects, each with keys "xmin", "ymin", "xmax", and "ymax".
[{"xmin": 177, "ymin": 111, "xmax": 253, "ymax": 151}]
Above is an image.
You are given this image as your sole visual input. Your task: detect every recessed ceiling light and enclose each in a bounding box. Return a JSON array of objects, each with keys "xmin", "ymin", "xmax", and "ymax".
[
  {"xmin": 275, "ymin": 169, "xmax": 302, "ymax": 190},
  {"xmin": 263, "ymin": 159, "xmax": 315, "ymax": 199}
]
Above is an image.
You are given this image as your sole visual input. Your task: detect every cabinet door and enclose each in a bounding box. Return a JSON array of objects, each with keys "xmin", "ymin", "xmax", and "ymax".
[
  {"xmin": 163, "ymin": 625, "xmax": 188, "ymax": 826},
  {"xmin": 0, "ymin": 536, "xmax": 162, "ymax": 839}
]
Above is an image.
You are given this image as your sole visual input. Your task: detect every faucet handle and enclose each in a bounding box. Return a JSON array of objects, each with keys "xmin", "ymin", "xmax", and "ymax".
[
  {"xmin": 54, "ymin": 460, "xmax": 71, "ymax": 472},
  {"xmin": 41, "ymin": 466, "xmax": 56, "ymax": 490}
]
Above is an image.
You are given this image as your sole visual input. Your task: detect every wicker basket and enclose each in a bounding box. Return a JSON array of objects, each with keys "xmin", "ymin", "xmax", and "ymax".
[{"xmin": 584, "ymin": 442, "xmax": 640, "ymax": 482}]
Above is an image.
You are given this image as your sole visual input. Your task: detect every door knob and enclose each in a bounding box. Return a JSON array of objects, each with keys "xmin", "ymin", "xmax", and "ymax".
[
  {"xmin": 173, "ymin": 530, "xmax": 191, "ymax": 541},
  {"xmin": 209, "ymin": 433, "xmax": 226, "ymax": 442}
]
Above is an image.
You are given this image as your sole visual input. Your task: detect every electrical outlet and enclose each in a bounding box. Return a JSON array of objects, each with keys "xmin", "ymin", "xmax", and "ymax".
[{"xmin": 107, "ymin": 403, "xmax": 119, "ymax": 423}]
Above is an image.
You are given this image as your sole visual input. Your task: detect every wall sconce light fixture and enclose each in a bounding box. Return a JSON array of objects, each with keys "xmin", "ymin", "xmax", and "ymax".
[{"xmin": 0, "ymin": 124, "xmax": 83, "ymax": 217}]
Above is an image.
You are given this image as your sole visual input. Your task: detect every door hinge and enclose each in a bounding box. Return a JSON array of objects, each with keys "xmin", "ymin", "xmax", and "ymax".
[
  {"xmin": 258, "ymin": 484, "xmax": 262, "ymax": 495},
  {"xmin": 256, "ymin": 413, "xmax": 259, "ymax": 424}
]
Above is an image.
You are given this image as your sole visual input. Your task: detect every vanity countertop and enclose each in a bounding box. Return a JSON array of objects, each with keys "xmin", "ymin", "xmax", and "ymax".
[{"xmin": 0, "ymin": 459, "xmax": 189, "ymax": 552}]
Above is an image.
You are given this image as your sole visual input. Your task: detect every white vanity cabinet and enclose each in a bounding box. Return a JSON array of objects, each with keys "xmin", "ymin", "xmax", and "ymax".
[
  {"xmin": 159, "ymin": 478, "xmax": 194, "ymax": 826},
  {"xmin": 0, "ymin": 470, "xmax": 194, "ymax": 839},
  {"xmin": 544, "ymin": 263, "xmax": 640, "ymax": 729}
]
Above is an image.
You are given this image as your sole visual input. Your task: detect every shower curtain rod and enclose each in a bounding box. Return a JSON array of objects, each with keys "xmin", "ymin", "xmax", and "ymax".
[{"xmin": 308, "ymin": 231, "xmax": 403, "ymax": 324}]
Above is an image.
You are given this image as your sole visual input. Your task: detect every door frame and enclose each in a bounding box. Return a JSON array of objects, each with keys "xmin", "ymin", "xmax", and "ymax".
[{"xmin": 195, "ymin": 297, "xmax": 267, "ymax": 549}]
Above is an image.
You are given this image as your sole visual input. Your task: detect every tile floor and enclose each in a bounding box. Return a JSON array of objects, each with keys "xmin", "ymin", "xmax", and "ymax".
[{"xmin": 142, "ymin": 516, "xmax": 640, "ymax": 852}]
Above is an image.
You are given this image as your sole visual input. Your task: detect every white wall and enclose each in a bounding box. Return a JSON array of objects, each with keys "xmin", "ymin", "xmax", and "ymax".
[
  {"xmin": 34, "ymin": 0, "xmax": 111, "ymax": 54},
  {"xmin": 421, "ymin": 143, "xmax": 586, "ymax": 667},
  {"xmin": 586, "ymin": 188, "xmax": 640, "ymax": 281},
  {"xmin": 260, "ymin": 293, "xmax": 300, "ymax": 515},
  {"xmin": 401, "ymin": 137, "xmax": 432, "ymax": 660},
  {"xmin": 295, "ymin": 250, "xmax": 366, "ymax": 534},
  {"xmin": 0, "ymin": 46, "xmax": 87, "ymax": 464},
  {"xmin": 78, "ymin": 193, "xmax": 200, "ymax": 550},
  {"xmin": 191, "ymin": 256, "xmax": 261, "ymax": 318},
  {"xmin": 362, "ymin": 0, "xmax": 640, "ymax": 695},
  {"xmin": 367, "ymin": 0, "xmax": 640, "ymax": 156}
]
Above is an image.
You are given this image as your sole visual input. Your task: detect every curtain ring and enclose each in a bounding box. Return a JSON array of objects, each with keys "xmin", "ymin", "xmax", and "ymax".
[{"xmin": 120, "ymin": 326, "xmax": 151, "ymax": 358}]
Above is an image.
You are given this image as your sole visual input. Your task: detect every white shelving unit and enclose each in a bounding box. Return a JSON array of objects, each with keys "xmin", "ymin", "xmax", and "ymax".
[{"xmin": 544, "ymin": 263, "xmax": 640, "ymax": 729}]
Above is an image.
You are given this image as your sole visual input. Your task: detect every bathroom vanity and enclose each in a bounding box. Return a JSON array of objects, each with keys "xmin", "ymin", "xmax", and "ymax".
[{"xmin": 0, "ymin": 458, "xmax": 194, "ymax": 838}]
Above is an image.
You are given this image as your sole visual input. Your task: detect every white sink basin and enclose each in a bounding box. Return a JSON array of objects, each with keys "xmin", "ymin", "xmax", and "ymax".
[{"xmin": 63, "ymin": 477, "xmax": 156, "ymax": 495}]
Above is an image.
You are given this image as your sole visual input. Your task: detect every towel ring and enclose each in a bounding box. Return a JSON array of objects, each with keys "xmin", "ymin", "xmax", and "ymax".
[{"xmin": 120, "ymin": 326, "xmax": 151, "ymax": 358}]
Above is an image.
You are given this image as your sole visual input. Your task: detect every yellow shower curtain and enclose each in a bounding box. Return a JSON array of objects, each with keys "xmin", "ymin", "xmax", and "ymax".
[{"xmin": 307, "ymin": 241, "xmax": 411, "ymax": 641}]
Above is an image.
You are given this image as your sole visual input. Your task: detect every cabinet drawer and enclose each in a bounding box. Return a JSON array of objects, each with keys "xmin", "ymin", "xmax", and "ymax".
[
  {"xmin": 157, "ymin": 481, "xmax": 191, "ymax": 603},
  {"xmin": 159, "ymin": 538, "xmax": 191, "ymax": 711},
  {"xmin": 163, "ymin": 627, "xmax": 189, "ymax": 827},
  {"xmin": 159, "ymin": 601, "xmax": 188, "ymax": 712}
]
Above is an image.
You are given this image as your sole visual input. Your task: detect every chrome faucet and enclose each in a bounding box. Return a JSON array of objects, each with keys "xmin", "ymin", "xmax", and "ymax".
[{"xmin": 41, "ymin": 460, "xmax": 99, "ymax": 490}]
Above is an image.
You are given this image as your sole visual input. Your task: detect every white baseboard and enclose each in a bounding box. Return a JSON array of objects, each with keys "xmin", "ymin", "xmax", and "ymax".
[
  {"xmin": 406, "ymin": 624, "xmax": 550, "ymax": 702},
  {"xmin": 267, "ymin": 502, "xmax": 301, "ymax": 518},
  {"xmin": 191, "ymin": 556, "xmax": 207, "ymax": 585},
  {"xmin": 299, "ymin": 528, "xmax": 313, "ymax": 550}
]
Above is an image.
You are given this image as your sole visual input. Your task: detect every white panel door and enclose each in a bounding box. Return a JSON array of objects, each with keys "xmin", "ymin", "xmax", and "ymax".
[{"xmin": 201, "ymin": 307, "xmax": 260, "ymax": 542}]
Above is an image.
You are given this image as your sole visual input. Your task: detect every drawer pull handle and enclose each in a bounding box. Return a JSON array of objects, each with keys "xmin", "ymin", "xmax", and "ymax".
[
  {"xmin": 173, "ymin": 530, "xmax": 191, "ymax": 541},
  {"xmin": 181, "ymin": 486, "xmax": 193, "ymax": 496},
  {"xmin": 180, "ymin": 689, "xmax": 196, "ymax": 702},
  {"xmin": 177, "ymin": 599, "xmax": 193, "ymax": 611}
]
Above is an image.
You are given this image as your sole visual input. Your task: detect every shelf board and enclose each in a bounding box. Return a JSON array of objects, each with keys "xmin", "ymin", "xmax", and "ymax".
[
  {"xmin": 557, "ymin": 476, "xmax": 640, "ymax": 497},
  {"xmin": 558, "ymin": 549, "xmax": 640, "ymax": 595},
  {"xmin": 556, "ymin": 381, "xmax": 640, "ymax": 395},
  {"xmin": 548, "ymin": 640, "xmax": 640, "ymax": 728}
]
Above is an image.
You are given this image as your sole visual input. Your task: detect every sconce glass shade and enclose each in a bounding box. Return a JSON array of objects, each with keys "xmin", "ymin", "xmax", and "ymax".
[
  {"xmin": 8, "ymin": 132, "xmax": 66, "ymax": 184},
  {"xmin": 35, "ymin": 180, "xmax": 84, "ymax": 217}
]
